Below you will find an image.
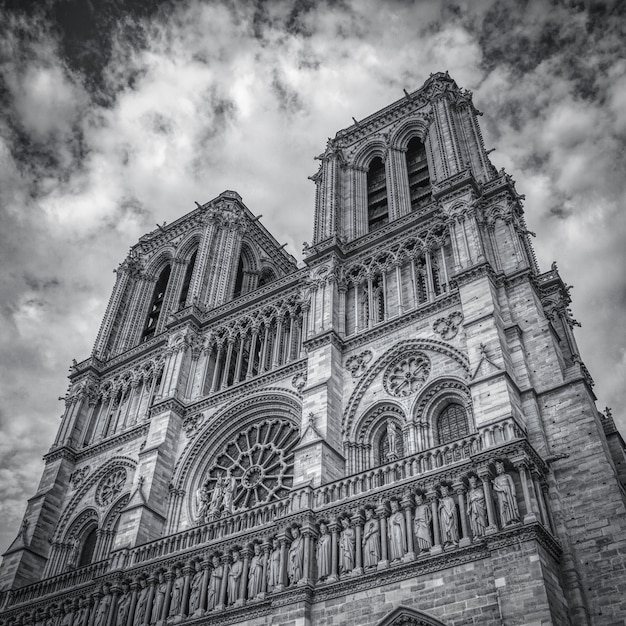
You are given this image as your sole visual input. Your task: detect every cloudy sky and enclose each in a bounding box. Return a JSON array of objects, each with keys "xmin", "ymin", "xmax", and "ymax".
[{"xmin": 1, "ymin": 0, "xmax": 624, "ymax": 554}]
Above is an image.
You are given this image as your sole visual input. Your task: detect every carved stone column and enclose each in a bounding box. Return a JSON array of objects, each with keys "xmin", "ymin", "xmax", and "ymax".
[
  {"xmin": 126, "ymin": 581, "xmax": 139, "ymax": 626},
  {"xmin": 401, "ymin": 494, "xmax": 416, "ymax": 561},
  {"xmin": 217, "ymin": 555, "xmax": 229, "ymax": 611},
  {"xmin": 301, "ymin": 529, "xmax": 314, "ymax": 585},
  {"xmin": 375, "ymin": 504, "xmax": 389, "ymax": 569},
  {"xmin": 239, "ymin": 547, "xmax": 251, "ymax": 605},
  {"xmin": 351, "ymin": 511, "xmax": 363, "ymax": 575},
  {"xmin": 277, "ymin": 533, "xmax": 288, "ymax": 591},
  {"xmin": 478, "ymin": 468, "xmax": 499, "ymax": 534},
  {"xmin": 181, "ymin": 562, "xmax": 194, "ymax": 617},
  {"xmin": 105, "ymin": 585, "xmax": 120, "ymax": 626},
  {"xmin": 198, "ymin": 559, "xmax": 210, "ymax": 615},
  {"xmin": 516, "ymin": 462, "xmax": 538, "ymax": 524},
  {"xmin": 428, "ymin": 490, "xmax": 442, "ymax": 555},
  {"xmin": 454, "ymin": 481, "xmax": 471, "ymax": 547},
  {"xmin": 161, "ymin": 570, "xmax": 174, "ymax": 620},
  {"xmin": 327, "ymin": 519, "xmax": 339, "ymax": 583}
]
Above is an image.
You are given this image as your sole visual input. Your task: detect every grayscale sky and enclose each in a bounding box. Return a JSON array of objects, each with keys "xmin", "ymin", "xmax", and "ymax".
[{"xmin": 1, "ymin": 0, "xmax": 624, "ymax": 553}]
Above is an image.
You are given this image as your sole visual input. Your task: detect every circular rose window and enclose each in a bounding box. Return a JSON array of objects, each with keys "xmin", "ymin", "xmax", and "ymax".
[
  {"xmin": 96, "ymin": 468, "xmax": 127, "ymax": 506},
  {"xmin": 195, "ymin": 418, "xmax": 298, "ymax": 520},
  {"xmin": 383, "ymin": 353, "xmax": 430, "ymax": 397}
]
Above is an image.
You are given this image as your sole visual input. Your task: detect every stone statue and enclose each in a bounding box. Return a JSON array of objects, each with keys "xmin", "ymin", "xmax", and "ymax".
[
  {"xmin": 195, "ymin": 485, "xmax": 210, "ymax": 523},
  {"xmin": 413, "ymin": 493, "xmax": 432, "ymax": 553},
  {"xmin": 267, "ymin": 538, "xmax": 281, "ymax": 591},
  {"xmin": 207, "ymin": 478, "xmax": 224, "ymax": 519},
  {"xmin": 133, "ymin": 579, "xmax": 149, "ymax": 626},
  {"xmin": 93, "ymin": 590, "xmax": 110, "ymax": 626},
  {"xmin": 466, "ymin": 476, "xmax": 488, "ymax": 538},
  {"xmin": 316, "ymin": 523, "xmax": 332, "ymax": 581},
  {"xmin": 386, "ymin": 421, "xmax": 398, "ymax": 456},
  {"xmin": 116, "ymin": 587, "xmax": 131, "ymax": 626},
  {"xmin": 188, "ymin": 564, "xmax": 203, "ymax": 616},
  {"xmin": 206, "ymin": 556, "xmax": 223, "ymax": 611},
  {"xmin": 438, "ymin": 485, "xmax": 459, "ymax": 547},
  {"xmin": 151, "ymin": 574, "xmax": 166, "ymax": 623},
  {"xmin": 168, "ymin": 569, "xmax": 184, "ymax": 617},
  {"xmin": 227, "ymin": 550, "xmax": 243, "ymax": 605},
  {"xmin": 67, "ymin": 537, "xmax": 81, "ymax": 569},
  {"xmin": 492, "ymin": 461, "xmax": 520, "ymax": 526},
  {"xmin": 221, "ymin": 470, "xmax": 237, "ymax": 515},
  {"xmin": 362, "ymin": 507, "xmax": 380, "ymax": 569},
  {"xmin": 247, "ymin": 543, "xmax": 264, "ymax": 599},
  {"xmin": 60, "ymin": 602, "xmax": 73, "ymax": 626},
  {"xmin": 72, "ymin": 602, "xmax": 87, "ymax": 626},
  {"xmin": 287, "ymin": 526, "xmax": 305, "ymax": 584},
  {"xmin": 339, "ymin": 517, "xmax": 355, "ymax": 574},
  {"xmin": 388, "ymin": 500, "xmax": 407, "ymax": 562}
]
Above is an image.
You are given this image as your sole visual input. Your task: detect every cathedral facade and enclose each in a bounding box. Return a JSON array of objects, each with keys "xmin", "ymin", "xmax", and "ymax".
[{"xmin": 1, "ymin": 72, "xmax": 625, "ymax": 626}]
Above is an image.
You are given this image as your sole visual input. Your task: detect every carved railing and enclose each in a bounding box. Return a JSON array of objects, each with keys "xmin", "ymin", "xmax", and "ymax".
[{"xmin": 1, "ymin": 418, "xmax": 547, "ymax": 622}]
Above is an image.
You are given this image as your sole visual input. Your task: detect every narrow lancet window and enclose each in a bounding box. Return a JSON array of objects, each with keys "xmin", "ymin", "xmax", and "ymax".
[
  {"xmin": 178, "ymin": 250, "xmax": 197, "ymax": 309},
  {"xmin": 367, "ymin": 157, "xmax": 388, "ymax": 231},
  {"xmin": 142, "ymin": 264, "xmax": 171, "ymax": 341},
  {"xmin": 406, "ymin": 137, "xmax": 431, "ymax": 210}
]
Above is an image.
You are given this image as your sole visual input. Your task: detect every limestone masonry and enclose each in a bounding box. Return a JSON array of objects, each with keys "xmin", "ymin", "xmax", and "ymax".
[{"xmin": 2, "ymin": 72, "xmax": 625, "ymax": 626}]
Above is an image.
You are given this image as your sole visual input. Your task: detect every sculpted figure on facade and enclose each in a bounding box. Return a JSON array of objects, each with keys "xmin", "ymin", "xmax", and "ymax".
[
  {"xmin": 227, "ymin": 550, "xmax": 243, "ymax": 605},
  {"xmin": 287, "ymin": 526, "xmax": 305, "ymax": 585},
  {"xmin": 439, "ymin": 484, "xmax": 459, "ymax": 547},
  {"xmin": 151, "ymin": 574, "xmax": 166, "ymax": 623},
  {"xmin": 362, "ymin": 507, "xmax": 380, "ymax": 569},
  {"xmin": 492, "ymin": 461, "xmax": 520, "ymax": 526},
  {"xmin": 206, "ymin": 556, "xmax": 223, "ymax": 611},
  {"xmin": 194, "ymin": 485, "xmax": 210, "ymax": 524},
  {"xmin": 60, "ymin": 601, "xmax": 73, "ymax": 626},
  {"xmin": 73, "ymin": 601, "xmax": 88, "ymax": 626},
  {"xmin": 133, "ymin": 579, "xmax": 149, "ymax": 626},
  {"xmin": 168, "ymin": 569, "xmax": 184, "ymax": 617},
  {"xmin": 221, "ymin": 470, "xmax": 237, "ymax": 515},
  {"xmin": 247, "ymin": 543, "xmax": 264, "ymax": 599},
  {"xmin": 339, "ymin": 516, "xmax": 355, "ymax": 574},
  {"xmin": 466, "ymin": 475, "xmax": 488, "ymax": 538},
  {"xmin": 93, "ymin": 589, "xmax": 110, "ymax": 626},
  {"xmin": 188, "ymin": 563, "xmax": 203, "ymax": 616},
  {"xmin": 66, "ymin": 538, "xmax": 80, "ymax": 570},
  {"xmin": 413, "ymin": 493, "xmax": 432, "ymax": 553},
  {"xmin": 386, "ymin": 421, "xmax": 398, "ymax": 458},
  {"xmin": 388, "ymin": 500, "xmax": 407, "ymax": 562},
  {"xmin": 267, "ymin": 538, "xmax": 281, "ymax": 591},
  {"xmin": 316, "ymin": 522, "xmax": 332, "ymax": 581},
  {"xmin": 116, "ymin": 586, "xmax": 131, "ymax": 626}
]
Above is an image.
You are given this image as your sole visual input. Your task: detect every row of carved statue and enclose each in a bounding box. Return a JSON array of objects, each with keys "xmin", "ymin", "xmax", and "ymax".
[{"xmin": 3, "ymin": 463, "xmax": 543, "ymax": 626}]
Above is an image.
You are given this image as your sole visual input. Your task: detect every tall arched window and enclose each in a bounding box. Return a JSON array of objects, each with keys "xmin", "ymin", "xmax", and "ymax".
[
  {"xmin": 257, "ymin": 267, "xmax": 276, "ymax": 288},
  {"xmin": 406, "ymin": 137, "xmax": 431, "ymax": 210},
  {"xmin": 142, "ymin": 264, "xmax": 171, "ymax": 341},
  {"xmin": 77, "ymin": 526, "xmax": 98, "ymax": 567},
  {"xmin": 178, "ymin": 250, "xmax": 197, "ymax": 310},
  {"xmin": 436, "ymin": 403, "xmax": 468, "ymax": 445},
  {"xmin": 367, "ymin": 156, "xmax": 388, "ymax": 231}
]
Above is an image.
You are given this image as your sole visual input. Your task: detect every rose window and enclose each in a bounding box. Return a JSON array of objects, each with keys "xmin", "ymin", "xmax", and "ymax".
[
  {"xmin": 384, "ymin": 353, "xmax": 430, "ymax": 397},
  {"xmin": 201, "ymin": 418, "xmax": 298, "ymax": 511},
  {"xmin": 96, "ymin": 468, "xmax": 127, "ymax": 506}
]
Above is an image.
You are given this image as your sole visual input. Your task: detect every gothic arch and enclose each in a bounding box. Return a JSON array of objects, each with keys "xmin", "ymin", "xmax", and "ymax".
[
  {"xmin": 343, "ymin": 339, "xmax": 471, "ymax": 440},
  {"xmin": 52, "ymin": 457, "xmax": 136, "ymax": 542},
  {"xmin": 377, "ymin": 606, "xmax": 448, "ymax": 626},
  {"xmin": 411, "ymin": 377, "xmax": 473, "ymax": 449},
  {"xmin": 173, "ymin": 389, "xmax": 301, "ymax": 490},
  {"xmin": 143, "ymin": 248, "xmax": 175, "ymax": 276},
  {"xmin": 389, "ymin": 117, "xmax": 430, "ymax": 150},
  {"xmin": 173, "ymin": 389, "xmax": 301, "ymax": 528},
  {"xmin": 350, "ymin": 138, "xmax": 388, "ymax": 170},
  {"xmin": 175, "ymin": 233, "xmax": 201, "ymax": 261}
]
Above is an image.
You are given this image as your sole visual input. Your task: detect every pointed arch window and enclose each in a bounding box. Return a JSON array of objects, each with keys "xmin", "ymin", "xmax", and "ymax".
[
  {"xmin": 406, "ymin": 137, "xmax": 431, "ymax": 210},
  {"xmin": 77, "ymin": 526, "xmax": 98, "ymax": 567},
  {"xmin": 367, "ymin": 156, "xmax": 388, "ymax": 231},
  {"xmin": 142, "ymin": 264, "xmax": 171, "ymax": 341},
  {"xmin": 436, "ymin": 403, "xmax": 468, "ymax": 445},
  {"xmin": 178, "ymin": 250, "xmax": 197, "ymax": 310},
  {"xmin": 257, "ymin": 267, "xmax": 276, "ymax": 288}
]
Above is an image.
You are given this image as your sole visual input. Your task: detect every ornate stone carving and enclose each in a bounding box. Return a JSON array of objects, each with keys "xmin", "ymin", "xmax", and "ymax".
[
  {"xmin": 492, "ymin": 461, "xmax": 520, "ymax": 526},
  {"xmin": 413, "ymin": 493, "xmax": 432, "ymax": 553},
  {"xmin": 267, "ymin": 537, "xmax": 281, "ymax": 592},
  {"xmin": 432, "ymin": 311, "xmax": 463, "ymax": 340},
  {"xmin": 316, "ymin": 523, "xmax": 332, "ymax": 581},
  {"xmin": 247, "ymin": 543, "xmax": 264, "ymax": 599},
  {"xmin": 291, "ymin": 370, "xmax": 307, "ymax": 391},
  {"xmin": 287, "ymin": 525, "xmax": 305, "ymax": 585},
  {"xmin": 345, "ymin": 350, "xmax": 373, "ymax": 378},
  {"xmin": 383, "ymin": 353, "xmax": 430, "ymax": 397},
  {"xmin": 182, "ymin": 413, "xmax": 205, "ymax": 437},
  {"xmin": 95, "ymin": 469, "xmax": 127, "ymax": 506},
  {"xmin": 438, "ymin": 484, "xmax": 459, "ymax": 547},
  {"xmin": 206, "ymin": 556, "xmax": 223, "ymax": 611},
  {"xmin": 227, "ymin": 551, "xmax": 243, "ymax": 605},
  {"xmin": 69, "ymin": 466, "xmax": 90, "ymax": 490},
  {"xmin": 466, "ymin": 475, "xmax": 487, "ymax": 538},
  {"xmin": 388, "ymin": 500, "xmax": 407, "ymax": 562},
  {"xmin": 339, "ymin": 517, "xmax": 355, "ymax": 575},
  {"xmin": 362, "ymin": 507, "xmax": 380, "ymax": 569},
  {"xmin": 196, "ymin": 418, "xmax": 298, "ymax": 522}
]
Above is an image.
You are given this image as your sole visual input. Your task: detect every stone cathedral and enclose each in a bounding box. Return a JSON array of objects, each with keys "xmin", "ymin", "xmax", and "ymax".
[{"xmin": 1, "ymin": 72, "xmax": 625, "ymax": 626}]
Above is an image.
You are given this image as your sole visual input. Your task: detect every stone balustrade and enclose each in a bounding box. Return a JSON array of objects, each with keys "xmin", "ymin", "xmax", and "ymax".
[{"xmin": 0, "ymin": 421, "xmax": 553, "ymax": 625}]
